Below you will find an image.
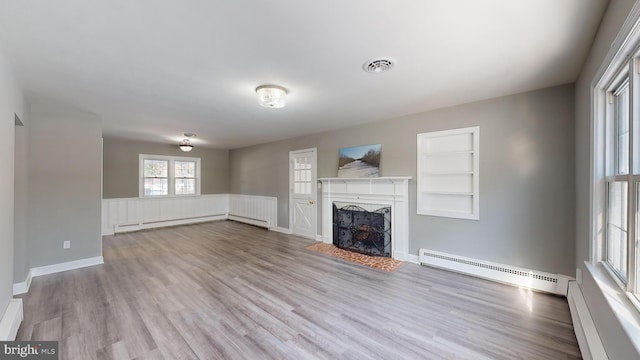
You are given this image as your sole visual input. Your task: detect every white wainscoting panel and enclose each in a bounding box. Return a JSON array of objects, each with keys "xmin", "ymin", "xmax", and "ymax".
[
  {"xmin": 228, "ymin": 194, "xmax": 277, "ymax": 229},
  {"xmin": 102, "ymin": 194, "xmax": 278, "ymax": 235},
  {"xmin": 102, "ymin": 195, "xmax": 229, "ymax": 235}
]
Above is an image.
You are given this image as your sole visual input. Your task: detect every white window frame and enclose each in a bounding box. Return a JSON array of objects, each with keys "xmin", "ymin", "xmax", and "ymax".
[
  {"xmin": 604, "ymin": 76, "xmax": 633, "ymax": 284},
  {"xmin": 139, "ymin": 154, "xmax": 201, "ymax": 198},
  {"xmin": 417, "ymin": 126, "xmax": 479, "ymax": 220},
  {"xmin": 592, "ymin": 19, "xmax": 640, "ymax": 311}
]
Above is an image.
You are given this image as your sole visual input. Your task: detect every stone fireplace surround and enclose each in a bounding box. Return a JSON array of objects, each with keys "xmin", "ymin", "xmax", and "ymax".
[{"xmin": 318, "ymin": 177, "xmax": 411, "ymax": 261}]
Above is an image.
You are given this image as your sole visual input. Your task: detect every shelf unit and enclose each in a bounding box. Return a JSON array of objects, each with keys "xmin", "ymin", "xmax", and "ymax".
[{"xmin": 417, "ymin": 126, "xmax": 479, "ymax": 220}]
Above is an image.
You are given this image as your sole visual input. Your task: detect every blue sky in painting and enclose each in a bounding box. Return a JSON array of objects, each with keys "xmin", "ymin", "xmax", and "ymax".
[{"xmin": 339, "ymin": 144, "xmax": 381, "ymax": 159}]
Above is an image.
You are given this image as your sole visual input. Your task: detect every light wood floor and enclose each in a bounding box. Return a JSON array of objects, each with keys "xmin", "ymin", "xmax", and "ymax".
[{"xmin": 17, "ymin": 221, "xmax": 581, "ymax": 359}]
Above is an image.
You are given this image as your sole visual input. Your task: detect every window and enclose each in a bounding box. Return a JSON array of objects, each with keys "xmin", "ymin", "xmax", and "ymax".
[
  {"xmin": 591, "ymin": 4, "xmax": 640, "ymax": 338},
  {"xmin": 143, "ymin": 159, "xmax": 169, "ymax": 196},
  {"xmin": 139, "ymin": 154, "xmax": 201, "ymax": 197},
  {"xmin": 293, "ymin": 156, "xmax": 312, "ymax": 195},
  {"xmin": 417, "ymin": 126, "xmax": 479, "ymax": 220},
  {"xmin": 596, "ymin": 58, "xmax": 639, "ymax": 307},
  {"xmin": 174, "ymin": 160, "xmax": 197, "ymax": 195},
  {"xmin": 605, "ymin": 79, "xmax": 631, "ymax": 281}
]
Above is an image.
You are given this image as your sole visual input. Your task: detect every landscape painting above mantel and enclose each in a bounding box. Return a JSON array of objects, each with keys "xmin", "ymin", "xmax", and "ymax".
[{"xmin": 338, "ymin": 144, "xmax": 381, "ymax": 178}]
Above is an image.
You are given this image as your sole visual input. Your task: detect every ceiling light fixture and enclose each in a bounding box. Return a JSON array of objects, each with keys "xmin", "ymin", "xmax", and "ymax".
[
  {"xmin": 256, "ymin": 85, "xmax": 287, "ymax": 108},
  {"xmin": 179, "ymin": 133, "xmax": 196, "ymax": 152}
]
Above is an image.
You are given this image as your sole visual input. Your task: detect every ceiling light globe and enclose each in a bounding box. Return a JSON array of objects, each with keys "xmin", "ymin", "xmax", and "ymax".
[
  {"xmin": 179, "ymin": 139, "xmax": 194, "ymax": 152},
  {"xmin": 256, "ymin": 85, "xmax": 287, "ymax": 108}
]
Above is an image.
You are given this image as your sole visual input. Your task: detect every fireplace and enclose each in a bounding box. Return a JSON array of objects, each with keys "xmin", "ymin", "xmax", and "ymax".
[
  {"xmin": 333, "ymin": 203, "xmax": 391, "ymax": 257},
  {"xmin": 319, "ymin": 177, "xmax": 411, "ymax": 261}
]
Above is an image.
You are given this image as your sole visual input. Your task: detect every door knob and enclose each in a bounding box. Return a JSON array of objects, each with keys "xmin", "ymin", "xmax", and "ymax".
[{"xmin": 309, "ymin": 200, "xmax": 315, "ymax": 205}]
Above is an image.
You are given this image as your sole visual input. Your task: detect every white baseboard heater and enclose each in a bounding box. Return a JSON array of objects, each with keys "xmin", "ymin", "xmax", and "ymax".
[
  {"xmin": 114, "ymin": 214, "xmax": 226, "ymax": 234},
  {"xmin": 227, "ymin": 214, "xmax": 270, "ymax": 229},
  {"xmin": 419, "ymin": 248, "xmax": 570, "ymax": 296}
]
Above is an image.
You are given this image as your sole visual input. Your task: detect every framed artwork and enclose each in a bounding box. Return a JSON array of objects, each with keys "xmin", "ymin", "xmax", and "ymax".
[{"xmin": 338, "ymin": 144, "xmax": 381, "ymax": 178}]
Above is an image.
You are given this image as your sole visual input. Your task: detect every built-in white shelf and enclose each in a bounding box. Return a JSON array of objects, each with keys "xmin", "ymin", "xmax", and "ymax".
[{"xmin": 417, "ymin": 126, "xmax": 479, "ymax": 220}]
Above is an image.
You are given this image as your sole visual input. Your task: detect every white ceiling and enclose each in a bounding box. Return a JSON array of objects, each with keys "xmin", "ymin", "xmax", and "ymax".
[{"xmin": 0, "ymin": 0, "xmax": 608, "ymax": 149}]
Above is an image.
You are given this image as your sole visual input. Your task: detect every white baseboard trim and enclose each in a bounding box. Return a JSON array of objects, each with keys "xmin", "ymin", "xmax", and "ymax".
[
  {"xmin": 0, "ymin": 299, "xmax": 23, "ymax": 340},
  {"xmin": 12, "ymin": 271, "xmax": 32, "ymax": 295},
  {"xmin": 30, "ymin": 256, "xmax": 104, "ymax": 277},
  {"xmin": 271, "ymin": 227, "xmax": 291, "ymax": 234},
  {"xmin": 315, "ymin": 234, "xmax": 323, "ymax": 242},
  {"xmin": 227, "ymin": 214, "xmax": 269, "ymax": 229},
  {"xmin": 406, "ymin": 254, "xmax": 420, "ymax": 264},
  {"xmin": 567, "ymin": 281, "xmax": 607, "ymax": 360},
  {"xmin": 13, "ymin": 256, "xmax": 104, "ymax": 295}
]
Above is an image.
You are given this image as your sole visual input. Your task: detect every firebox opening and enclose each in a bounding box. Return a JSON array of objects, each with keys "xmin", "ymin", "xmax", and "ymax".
[{"xmin": 332, "ymin": 203, "xmax": 391, "ymax": 258}]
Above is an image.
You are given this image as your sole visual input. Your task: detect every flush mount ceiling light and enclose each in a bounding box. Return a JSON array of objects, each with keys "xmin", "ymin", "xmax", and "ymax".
[
  {"xmin": 179, "ymin": 133, "xmax": 196, "ymax": 152},
  {"xmin": 363, "ymin": 58, "xmax": 396, "ymax": 73},
  {"xmin": 256, "ymin": 85, "xmax": 287, "ymax": 108},
  {"xmin": 179, "ymin": 139, "xmax": 193, "ymax": 152}
]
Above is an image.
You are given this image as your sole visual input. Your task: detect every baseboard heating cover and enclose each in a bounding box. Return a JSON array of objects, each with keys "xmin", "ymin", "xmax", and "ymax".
[
  {"xmin": 567, "ymin": 281, "xmax": 607, "ymax": 360},
  {"xmin": 113, "ymin": 214, "xmax": 226, "ymax": 234},
  {"xmin": 419, "ymin": 248, "xmax": 570, "ymax": 296},
  {"xmin": 227, "ymin": 214, "xmax": 270, "ymax": 229}
]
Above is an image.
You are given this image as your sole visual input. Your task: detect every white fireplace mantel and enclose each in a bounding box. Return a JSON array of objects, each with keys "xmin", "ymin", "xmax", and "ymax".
[{"xmin": 318, "ymin": 177, "xmax": 411, "ymax": 261}]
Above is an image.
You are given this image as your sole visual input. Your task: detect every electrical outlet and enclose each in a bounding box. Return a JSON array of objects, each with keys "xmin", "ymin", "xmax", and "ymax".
[{"xmin": 63, "ymin": 240, "xmax": 71, "ymax": 249}]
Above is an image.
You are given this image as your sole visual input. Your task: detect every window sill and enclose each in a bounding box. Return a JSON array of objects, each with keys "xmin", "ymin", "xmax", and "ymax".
[{"xmin": 584, "ymin": 261, "xmax": 640, "ymax": 355}]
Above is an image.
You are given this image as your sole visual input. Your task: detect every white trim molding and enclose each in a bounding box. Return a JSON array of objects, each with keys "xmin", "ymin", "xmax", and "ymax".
[
  {"xmin": 271, "ymin": 227, "xmax": 292, "ymax": 235},
  {"xmin": 0, "ymin": 299, "xmax": 23, "ymax": 341},
  {"xmin": 13, "ymin": 256, "xmax": 104, "ymax": 296},
  {"xmin": 12, "ymin": 272, "xmax": 32, "ymax": 295},
  {"xmin": 568, "ymin": 281, "xmax": 608, "ymax": 360},
  {"xmin": 30, "ymin": 256, "xmax": 104, "ymax": 277},
  {"xmin": 406, "ymin": 254, "xmax": 420, "ymax": 265}
]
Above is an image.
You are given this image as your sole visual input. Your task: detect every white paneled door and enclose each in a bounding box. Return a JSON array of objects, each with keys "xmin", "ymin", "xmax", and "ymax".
[{"xmin": 289, "ymin": 148, "xmax": 317, "ymax": 239}]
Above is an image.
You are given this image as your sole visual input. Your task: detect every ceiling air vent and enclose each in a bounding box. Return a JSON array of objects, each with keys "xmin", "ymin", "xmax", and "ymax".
[{"xmin": 363, "ymin": 58, "xmax": 395, "ymax": 73}]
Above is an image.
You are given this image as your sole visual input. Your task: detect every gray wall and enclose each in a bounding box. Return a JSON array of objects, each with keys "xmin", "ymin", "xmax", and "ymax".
[
  {"xmin": 102, "ymin": 137, "xmax": 229, "ymax": 198},
  {"xmin": 0, "ymin": 41, "xmax": 26, "ymax": 321},
  {"xmin": 574, "ymin": 0, "xmax": 639, "ymax": 359},
  {"xmin": 13, "ymin": 116, "xmax": 28, "ymax": 283},
  {"xmin": 230, "ymin": 84, "xmax": 576, "ymax": 275},
  {"xmin": 27, "ymin": 98, "xmax": 102, "ymax": 268}
]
